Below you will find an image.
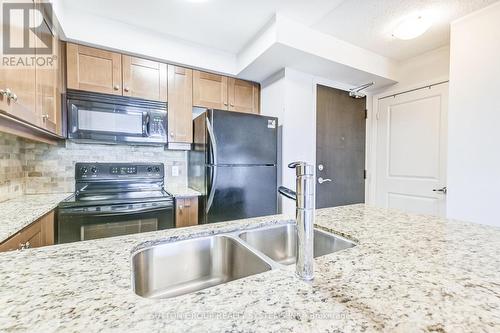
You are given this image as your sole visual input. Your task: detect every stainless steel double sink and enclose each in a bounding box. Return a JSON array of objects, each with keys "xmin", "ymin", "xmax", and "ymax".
[{"xmin": 132, "ymin": 223, "xmax": 356, "ymax": 299}]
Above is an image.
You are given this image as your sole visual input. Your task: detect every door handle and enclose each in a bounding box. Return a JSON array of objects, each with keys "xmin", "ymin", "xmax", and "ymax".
[
  {"xmin": 318, "ymin": 177, "xmax": 332, "ymax": 184},
  {"xmin": 433, "ymin": 186, "xmax": 447, "ymax": 194},
  {"xmin": 206, "ymin": 116, "xmax": 218, "ymax": 214}
]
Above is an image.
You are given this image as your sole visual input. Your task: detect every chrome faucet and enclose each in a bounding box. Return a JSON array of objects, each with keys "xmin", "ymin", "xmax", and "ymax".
[{"xmin": 278, "ymin": 161, "xmax": 315, "ymax": 281}]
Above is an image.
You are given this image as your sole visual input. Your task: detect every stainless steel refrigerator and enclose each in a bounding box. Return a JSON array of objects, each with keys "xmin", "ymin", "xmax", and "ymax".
[{"xmin": 189, "ymin": 109, "xmax": 278, "ymax": 223}]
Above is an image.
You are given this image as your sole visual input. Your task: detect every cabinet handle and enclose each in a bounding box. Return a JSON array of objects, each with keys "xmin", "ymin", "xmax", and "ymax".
[
  {"xmin": 18, "ymin": 241, "xmax": 31, "ymax": 250},
  {"xmin": 42, "ymin": 114, "xmax": 49, "ymax": 122},
  {"xmin": 2, "ymin": 88, "xmax": 17, "ymax": 102},
  {"xmin": 113, "ymin": 85, "xmax": 120, "ymax": 91},
  {"xmin": 9, "ymin": 92, "xmax": 17, "ymax": 102},
  {"xmin": 170, "ymin": 132, "xmax": 174, "ymax": 137},
  {"xmin": 223, "ymin": 102, "xmax": 228, "ymax": 106},
  {"xmin": 124, "ymin": 87, "xmax": 130, "ymax": 92},
  {"xmin": 230, "ymin": 104, "xmax": 234, "ymax": 107}
]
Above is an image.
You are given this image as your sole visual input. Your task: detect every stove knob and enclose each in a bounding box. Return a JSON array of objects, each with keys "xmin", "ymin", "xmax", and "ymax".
[
  {"xmin": 80, "ymin": 166, "xmax": 88, "ymax": 174},
  {"xmin": 154, "ymin": 166, "xmax": 160, "ymax": 172},
  {"xmin": 91, "ymin": 166, "xmax": 98, "ymax": 174},
  {"xmin": 147, "ymin": 167, "xmax": 153, "ymax": 172}
]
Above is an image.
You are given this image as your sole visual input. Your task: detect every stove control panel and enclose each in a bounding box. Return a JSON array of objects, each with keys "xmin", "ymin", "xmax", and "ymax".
[
  {"xmin": 110, "ymin": 166, "xmax": 137, "ymax": 175},
  {"xmin": 76, "ymin": 163, "xmax": 164, "ymax": 180}
]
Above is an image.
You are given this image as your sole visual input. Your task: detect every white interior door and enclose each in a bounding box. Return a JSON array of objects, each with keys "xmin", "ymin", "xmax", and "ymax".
[{"xmin": 375, "ymin": 83, "xmax": 448, "ymax": 217}]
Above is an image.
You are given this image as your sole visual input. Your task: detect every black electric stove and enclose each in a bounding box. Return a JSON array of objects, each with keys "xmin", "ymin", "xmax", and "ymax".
[{"xmin": 57, "ymin": 163, "xmax": 175, "ymax": 244}]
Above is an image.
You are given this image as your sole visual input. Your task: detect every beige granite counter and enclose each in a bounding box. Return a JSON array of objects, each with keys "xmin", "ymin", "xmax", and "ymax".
[
  {"xmin": 0, "ymin": 193, "xmax": 72, "ymax": 243},
  {"xmin": 0, "ymin": 204, "xmax": 499, "ymax": 332},
  {"xmin": 165, "ymin": 186, "xmax": 201, "ymax": 197}
]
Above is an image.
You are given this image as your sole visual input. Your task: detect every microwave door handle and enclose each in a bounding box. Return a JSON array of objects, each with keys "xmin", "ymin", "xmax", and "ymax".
[{"xmin": 144, "ymin": 113, "xmax": 151, "ymax": 137}]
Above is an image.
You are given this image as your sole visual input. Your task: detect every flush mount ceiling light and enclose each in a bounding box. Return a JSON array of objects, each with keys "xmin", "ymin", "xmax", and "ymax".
[{"xmin": 392, "ymin": 15, "xmax": 432, "ymax": 40}]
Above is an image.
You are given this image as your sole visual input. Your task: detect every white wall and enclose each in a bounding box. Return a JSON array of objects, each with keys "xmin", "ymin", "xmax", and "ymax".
[
  {"xmin": 447, "ymin": 2, "xmax": 500, "ymax": 227},
  {"xmin": 53, "ymin": 4, "xmax": 237, "ymax": 75},
  {"xmin": 261, "ymin": 68, "xmax": 315, "ymax": 216},
  {"xmin": 392, "ymin": 46, "xmax": 450, "ymax": 91}
]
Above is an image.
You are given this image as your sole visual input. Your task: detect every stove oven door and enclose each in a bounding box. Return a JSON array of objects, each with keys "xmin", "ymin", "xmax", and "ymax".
[{"xmin": 57, "ymin": 201, "xmax": 174, "ymax": 244}]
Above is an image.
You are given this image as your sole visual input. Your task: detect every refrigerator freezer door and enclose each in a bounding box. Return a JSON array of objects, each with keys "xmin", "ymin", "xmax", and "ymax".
[
  {"xmin": 210, "ymin": 110, "xmax": 277, "ymax": 165},
  {"xmin": 206, "ymin": 165, "xmax": 277, "ymax": 223}
]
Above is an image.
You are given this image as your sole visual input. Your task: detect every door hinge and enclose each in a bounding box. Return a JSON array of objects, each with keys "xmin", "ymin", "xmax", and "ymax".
[
  {"xmin": 364, "ymin": 170, "xmax": 367, "ymax": 179},
  {"xmin": 364, "ymin": 109, "xmax": 368, "ymax": 119}
]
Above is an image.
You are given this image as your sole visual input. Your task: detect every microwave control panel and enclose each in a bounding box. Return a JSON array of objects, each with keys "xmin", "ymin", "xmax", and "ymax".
[{"xmin": 149, "ymin": 113, "xmax": 166, "ymax": 137}]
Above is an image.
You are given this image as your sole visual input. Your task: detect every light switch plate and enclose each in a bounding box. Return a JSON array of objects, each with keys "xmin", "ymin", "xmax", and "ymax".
[{"xmin": 172, "ymin": 166, "xmax": 180, "ymax": 177}]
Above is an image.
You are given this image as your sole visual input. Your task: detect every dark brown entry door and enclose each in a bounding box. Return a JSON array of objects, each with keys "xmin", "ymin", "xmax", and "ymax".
[{"xmin": 316, "ymin": 85, "xmax": 366, "ymax": 208}]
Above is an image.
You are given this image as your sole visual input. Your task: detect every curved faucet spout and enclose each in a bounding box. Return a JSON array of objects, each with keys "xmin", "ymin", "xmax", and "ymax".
[{"xmin": 278, "ymin": 162, "xmax": 315, "ymax": 281}]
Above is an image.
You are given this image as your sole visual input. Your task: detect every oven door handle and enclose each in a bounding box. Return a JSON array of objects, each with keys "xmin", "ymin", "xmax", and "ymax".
[{"xmin": 59, "ymin": 205, "xmax": 172, "ymax": 217}]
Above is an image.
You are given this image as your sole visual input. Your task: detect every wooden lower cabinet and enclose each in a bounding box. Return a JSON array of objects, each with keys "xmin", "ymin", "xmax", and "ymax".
[
  {"xmin": 175, "ymin": 197, "xmax": 199, "ymax": 228},
  {"xmin": 0, "ymin": 211, "xmax": 55, "ymax": 252}
]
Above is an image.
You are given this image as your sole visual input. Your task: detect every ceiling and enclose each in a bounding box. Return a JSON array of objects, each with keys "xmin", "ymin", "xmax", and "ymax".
[
  {"xmin": 60, "ymin": 0, "xmax": 345, "ymax": 54},
  {"xmin": 313, "ymin": 0, "xmax": 498, "ymax": 60},
  {"xmin": 61, "ymin": 0, "xmax": 498, "ymax": 61}
]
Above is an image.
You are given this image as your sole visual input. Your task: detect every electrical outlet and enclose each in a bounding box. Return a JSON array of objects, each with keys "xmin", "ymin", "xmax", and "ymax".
[{"xmin": 172, "ymin": 166, "xmax": 180, "ymax": 177}]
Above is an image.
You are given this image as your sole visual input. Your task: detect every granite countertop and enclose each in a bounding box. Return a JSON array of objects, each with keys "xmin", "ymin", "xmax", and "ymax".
[
  {"xmin": 165, "ymin": 186, "xmax": 201, "ymax": 197},
  {"xmin": 0, "ymin": 193, "xmax": 72, "ymax": 243},
  {"xmin": 1, "ymin": 204, "xmax": 499, "ymax": 332}
]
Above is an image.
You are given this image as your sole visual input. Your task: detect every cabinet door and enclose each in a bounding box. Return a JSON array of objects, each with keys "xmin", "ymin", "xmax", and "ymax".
[
  {"xmin": 193, "ymin": 71, "xmax": 228, "ymax": 109},
  {"xmin": 0, "ymin": 232, "xmax": 22, "ymax": 252},
  {"xmin": 175, "ymin": 197, "xmax": 199, "ymax": 228},
  {"xmin": 1, "ymin": 9, "xmax": 37, "ymax": 124},
  {"xmin": 228, "ymin": 78, "xmax": 260, "ymax": 114},
  {"xmin": 122, "ymin": 55, "xmax": 167, "ymax": 101},
  {"xmin": 20, "ymin": 219, "xmax": 43, "ymax": 249},
  {"xmin": 167, "ymin": 65, "xmax": 193, "ymax": 143},
  {"xmin": 0, "ymin": 211, "xmax": 54, "ymax": 252},
  {"xmin": 35, "ymin": 18, "xmax": 62, "ymax": 134},
  {"xmin": 66, "ymin": 43, "xmax": 122, "ymax": 95}
]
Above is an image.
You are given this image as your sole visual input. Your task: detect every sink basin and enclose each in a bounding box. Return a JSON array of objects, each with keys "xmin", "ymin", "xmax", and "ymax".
[
  {"xmin": 132, "ymin": 235, "xmax": 272, "ymax": 299},
  {"xmin": 238, "ymin": 224, "xmax": 356, "ymax": 265}
]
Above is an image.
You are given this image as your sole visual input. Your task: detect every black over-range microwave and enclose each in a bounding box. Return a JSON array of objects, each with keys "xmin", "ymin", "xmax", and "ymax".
[{"xmin": 66, "ymin": 90, "xmax": 167, "ymax": 145}]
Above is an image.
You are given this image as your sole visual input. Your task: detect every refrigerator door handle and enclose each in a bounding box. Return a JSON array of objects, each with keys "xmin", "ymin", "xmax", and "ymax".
[
  {"xmin": 206, "ymin": 116, "xmax": 218, "ymax": 165},
  {"xmin": 206, "ymin": 117, "xmax": 218, "ymax": 213}
]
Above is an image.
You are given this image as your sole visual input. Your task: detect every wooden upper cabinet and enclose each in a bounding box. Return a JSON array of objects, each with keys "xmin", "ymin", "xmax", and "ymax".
[
  {"xmin": 0, "ymin": 11, "xmax": 37, "ymax": 125},
  {"xmin": 228, "ymin": 78, "xmax": 260, "ymax": 114},
  {"xmin": 168, "ymin": 65, "xmax": 193, "ymax": 143},
  {"xmin": 193, "ymin": 71, "xmax": 228, "ymax": 109},
  {"xmin": 66, "ymin": 43, "xmax": 122, "ymax": 95},
  {"xmin": 122, "ymin": 56, "xmax": 167, "ymax": 101},
  {"xmin": 35, "ymin": 19, "xmax": 62, "ymax": 135}
]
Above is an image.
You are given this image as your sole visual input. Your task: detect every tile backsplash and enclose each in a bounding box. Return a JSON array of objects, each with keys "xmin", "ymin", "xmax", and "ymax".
[
  {"xmin": 0, "ymin": 133, "xmax": 25, "ymax": 202},
  {"xmin": 0, "ymin": 132, "xmax": 188, "ymax": 201}
]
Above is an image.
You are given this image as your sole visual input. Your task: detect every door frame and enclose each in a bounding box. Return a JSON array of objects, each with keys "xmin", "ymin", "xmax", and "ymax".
[{"xmin": 366, "ymin": 76, "xmax": 449, "ymax": 205}]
